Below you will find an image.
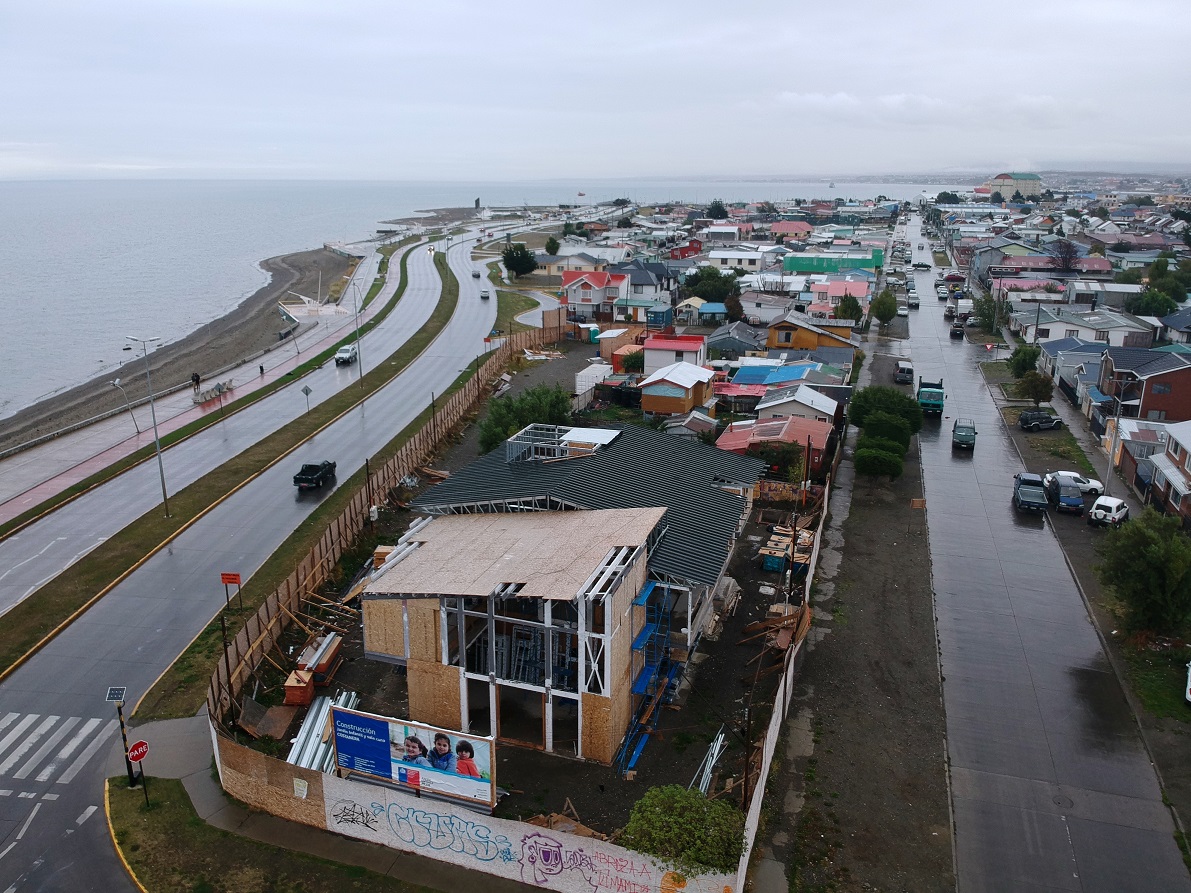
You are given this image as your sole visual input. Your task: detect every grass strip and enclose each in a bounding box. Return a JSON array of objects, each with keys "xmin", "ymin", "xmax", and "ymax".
[
  {"xmin": 0, "ymin": 248, "xmax": 457, "ymax": 681},
  {"xmin": 107, "ymin": 777, "xmax": 432, "ymax": 893}
]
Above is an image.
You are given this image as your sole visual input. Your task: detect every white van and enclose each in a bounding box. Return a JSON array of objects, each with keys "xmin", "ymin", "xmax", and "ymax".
[{"xmin": 894, "ymin": 361, "xmax": 914, "ymax": 384}]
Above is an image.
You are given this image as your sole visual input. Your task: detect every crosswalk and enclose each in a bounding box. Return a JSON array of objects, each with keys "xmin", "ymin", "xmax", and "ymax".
[{"xmin": 0, "ymin": 712, "xmax": 117, "ymax": 790}]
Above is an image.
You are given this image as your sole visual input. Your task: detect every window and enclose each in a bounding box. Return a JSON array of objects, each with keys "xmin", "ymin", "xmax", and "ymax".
[
  {"xmin": 1147, "ymin": 410, "xmax": 1168, "ymax": 421},
  {"xmin": 1173, "ymin": 441, "xmax": 1183, "ymax": 460},
  {"xmin": 1065, "ymin": 329, "xmax": 1079, "ymax": 338},
  {"xmin": 1036, "ymin": 328, "xmax": 1051, "ymax": 338},
  {"xmin": 1095, "ymin": 331, "xmax": 1109, "ymax": 342},
  {"xmin": 748, "ymin": 259, "xmax": 757, "ymax": 266},
  {"xmin": 675, "ymin": 351, "xmax": 683, "ymax": 362},
  {"xmin": 1153, "ymin": 382, "xmax": 1172, "ymax": 395},
  {"xmin": 779, "ymin": 330, "xmax": 793, "ymax": 344},
  {"xmin": 633, "ymin": 284, "xmax": 643, "ymax": 294}
]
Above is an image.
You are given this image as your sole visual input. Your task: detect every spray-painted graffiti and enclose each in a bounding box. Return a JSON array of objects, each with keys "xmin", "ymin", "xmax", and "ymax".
[
  {"xmin": 520, "ymin": 832, "xmax": 597, "ymax": 889},
  {"xmin": 330, "ymin": 799, "xmax": 379, "ymax": 831},
  {"xmin": 372, "ymin": 801, "xmax": 513, "ymax": 863}
]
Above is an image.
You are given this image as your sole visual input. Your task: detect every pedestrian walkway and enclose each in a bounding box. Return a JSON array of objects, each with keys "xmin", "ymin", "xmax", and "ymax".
[
  {"xmin": 0, "ymin": 711, "xmax": 119, "ymax": 791},
  {"xmin": 0, "ymin": 252, "xmax": 382, "ymax": 527}
]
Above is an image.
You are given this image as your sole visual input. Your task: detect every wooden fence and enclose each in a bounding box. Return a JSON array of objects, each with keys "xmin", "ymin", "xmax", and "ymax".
[{"xmin": 206, "ymin": 320, "xmax": 566, "ymax": 724}]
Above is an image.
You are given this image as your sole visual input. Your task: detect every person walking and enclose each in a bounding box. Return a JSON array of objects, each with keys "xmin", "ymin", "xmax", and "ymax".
[{"xmin": 191, "ymin": 371, "xmax": 201, "ymax": 392}]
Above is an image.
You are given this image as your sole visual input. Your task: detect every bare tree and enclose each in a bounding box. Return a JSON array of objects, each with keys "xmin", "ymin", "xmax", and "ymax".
[{"xmin": 1049, "ymin": 238, "xmax": 1080, "ymax": 273}]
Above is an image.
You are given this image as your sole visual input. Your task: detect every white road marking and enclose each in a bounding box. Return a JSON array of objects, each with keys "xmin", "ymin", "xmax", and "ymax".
[
  {"xmin": 0, "ymin": 841, "xmax": 17, "ymax": 863},
  {"xmin": 14, "ymin": 716, "xmax": 77, "ymax": 779},
  {"xmin": 75, "ymin": 805, "xmax": 97, "ymax": 825},
  {"xmin": 40, "ymin": 793, "xmax": 58, "ymax": 800},
  {"xmin": 0, "ymin": 715, "xmax": 38, "ymax": 765},
  {"xmin": 0, "ymin": 537, "xmax": 68, "ymax": 583},
  {"xmin": 56, "ymin": 718, "xmax": 117, "ymax": 784},
  {"xmin": 0, "ymin": 790, "xmax": 10, "ymax": 796},
  {"xmin": 0, "ymin": 713, "xmax": 18, "ymax": 734},
  {"xmin": 0, "ymin": 715, "xmax": 57, "ymax": 775},
  {"xmin": 36, "ymin": 717, "xmax": 100, "ymax": 782},
  {"xmin": 17, "ymin": 792, "xmax": 34, "ymax": 799},
  {"xmin": 16, "ymin": 801, "xmax": 40, "ymax": 839}
]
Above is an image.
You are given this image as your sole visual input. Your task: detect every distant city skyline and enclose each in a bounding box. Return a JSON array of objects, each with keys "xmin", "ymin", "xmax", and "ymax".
[{"xmin": 2, "ymin": 1, "xmax": 1189, "ymax": 181}]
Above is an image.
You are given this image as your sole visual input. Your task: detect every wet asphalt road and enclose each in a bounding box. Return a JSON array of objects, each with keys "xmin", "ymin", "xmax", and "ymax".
[{"xmin": 896, "ymin": 218, "xmax": 1190, "ymax": 892}]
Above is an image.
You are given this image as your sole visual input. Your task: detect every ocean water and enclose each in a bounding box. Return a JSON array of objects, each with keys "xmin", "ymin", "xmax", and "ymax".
[{"xmin": 0, "ymin": 178, "xmax": 952, "ymax": 419}]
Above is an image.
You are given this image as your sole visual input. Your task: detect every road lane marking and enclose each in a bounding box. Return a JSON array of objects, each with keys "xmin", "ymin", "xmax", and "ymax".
[
  {"xmin": 40, "ymin": 793, "xmax": 58, "ymax": 800},
  {"xmin": 0, "ymin": 713, "xmax": 18, "ymax": 734},
  {"xmin": 55, "ymin": 718, "xmax": 117, "ymax": 784},
  {"xmin": 16, "ymin": 801, "xmax": 40, "ymax": 839},
  {"xmin": 0, "ymin": 715, "xmax": 38, "ymax": 765},
  {"xmin": 76, "ymin": 805, "xmax": 97, "ymax": 825},
  {"xmin": 0, "ymin": 842, "xmax": 16, "ymax": 863},
  {"xmin": 14, "ymin": 716, "xmax": 77, "ymax": 779},
  {"xmin": 0, "ymin": 715, "xmax": 57, "ymax": 775},
  {"xmin": 36, "ymin": 717, "xmax": 100, "ymax": 782}
]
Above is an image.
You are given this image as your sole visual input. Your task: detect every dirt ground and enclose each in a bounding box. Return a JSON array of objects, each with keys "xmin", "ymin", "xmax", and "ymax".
[
  {"xmin": 764, "ymin": 347, "xmax": 955, "ymax": 893},
  {"xmin": 0, "ymin": 248, "xmax": 354, "ymax": 453}
]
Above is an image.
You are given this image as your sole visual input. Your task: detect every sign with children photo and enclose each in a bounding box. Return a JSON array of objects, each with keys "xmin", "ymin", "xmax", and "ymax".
[{"xmin": 331, "ymin": 706, "xmax": 496, "ymax": 807}]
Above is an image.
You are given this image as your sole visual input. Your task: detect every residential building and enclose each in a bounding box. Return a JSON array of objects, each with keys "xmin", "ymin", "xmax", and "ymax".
[
  {"xmin": 560, "ymin": 270, "xmax": 629, "ymax": 319},
  {"xmin": 1010, "ymin": 307, "xmax": 1154, "ymax": 347},
  {"xmin": 1096, "ymin": 347, "xmax": 1191, "ymax": 425},
  {"xmin": 715, "ymin": 415, "xmax": 835, "ymax": 477},
  {"xmin": 755, "ymin": 383, "xmax": 840, "ymax": 426},
  {"xmin": 1148, "ymin": 420, "xmax": 1191, "ymax": 524},
  {"xmin": 639, "ymin": 362, "xmax": 716, "ymax": 417},
  {"xmin": 642, "ymin": 334, "xmax": 707, "ymax": 375},
  {"xmin": 706, "ymin": 321, "xmax": 766, "ymax": 358},
  {"xmin": 766, "ymin": 310, "xmax": 859, "ymax": 351}
]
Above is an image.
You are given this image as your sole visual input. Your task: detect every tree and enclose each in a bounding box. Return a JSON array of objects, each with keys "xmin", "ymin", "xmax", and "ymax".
[
  {"xmin": 1015, "ymin": 370, "xmax": 1054, "ymax": 406},
  {"xmin": 706, "ymin": 199, "xmax": 728, "ymax": 220},
  {"xmin": 849, "ymin": 385, "xmax": 923, "ymax": 433},
  {"xmin": 617, "ymin": 216, "xmax": 632, "ymax": 228},
  {"xmin": 1091, "ymin": 206, "xmax": 1109, "ymax": 219},
  {"xmin": 621, "ymin": 349, "xmax": 644, "ymax": 373},
  {"xmin": 684, "ymin": 266, "xmax": 741, "ymax": 303},
  {"xmin": 1111, "ymin": 240, "xmax": 1131, "ymax": 253},
  {"xmin": 724, "ymin": 293, "xmax": 744, "ymax": 322},
  {"xmin": 1115, "ymin": 268, "xmax": 1144, "ymax": 285},
  {"xmin": 756, "ymin": 201, "xmax": 777, "ymax": 215},
  {"xmin": 936, "ymin": 191, "xmax": 961, "ymax": 205},
  {"xmin": 620, "ymin": 785, "xmax": 744, "ymax": 874},
  {"xmin": 856, "ymin": 435, "xmax": 908, "ymax": 457},
  {"xmin": 1125, "ymin": 288, "xmax": 1178, "ymax": 317},
  {"xmin": 990, "ymin": 191, "xmax": 1004, "ymax": 204},
  {"xmin": 1097, "ymin": 507, "xmax": 1191, "ymax": 631},
  {"xmin": 612, "ymin": 197, "xmax": 631, "ymax": 207},
  {"xmin": 749, "ymin": 440, "xmax": 805, "ymax": 483},
  {"xmin": 836, "ymin": 293, "xmax": 864, "ymax": 322},
  {"xmin": 1136, "ymin": 195, "xmax": 1156, "ymax": 207},
  {"xmin": 1011, "ymin": 190, "xmax": 1025, "ymax": 203},
  {"xmin": 870, "ymin": 288, "xmax": 898, "ymax": 327},
  {"xmin": 1151, "ymin": 257, "xmax": 1170, "ymax": 278},
  {"xmin": 861, "ymin": 410, "xmax": 911, "ymax": 450},
  {"xmin": 1006, "ymin": 344, "xmax": 1041, "ymax": 378},
  {"xmin": 855, "ymin": 448, "xmax": 903, "ymax": 479},
  {"xmin": 478, "ymin": 384, "xmax": 572, "ymax": 453},
  {"xmin": 973, "ymin": 294, "xmax": 997, "ymax": 330},
  {"xmin": 1048, "ymin": 238, "xmax": 1081, "ymax": 272},
  {"xmin": 501, "ymin": 243, "xmax": 538, "ymax": 279},
  {"xmin": 544, "ymin": 236, "xmax": 559, "ymax": 256}
]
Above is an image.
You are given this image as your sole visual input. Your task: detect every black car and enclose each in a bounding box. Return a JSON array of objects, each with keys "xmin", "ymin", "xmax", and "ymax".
[
  {"xmin": 1018, "ymin": 410, "xmax": 1064, "ymax": 431},
  {"xmin": 950, "ymin": 323, "xmax": 965, "ymax": 339}
]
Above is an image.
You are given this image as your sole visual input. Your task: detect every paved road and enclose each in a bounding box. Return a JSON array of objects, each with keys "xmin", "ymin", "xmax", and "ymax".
[
  {"xmin": 0, "ymin": 236, "xmax": 498, "ymax": 891},
  {"xmin": 900, "ymin": 215, "xmax": 1190, "ymax": 892}
]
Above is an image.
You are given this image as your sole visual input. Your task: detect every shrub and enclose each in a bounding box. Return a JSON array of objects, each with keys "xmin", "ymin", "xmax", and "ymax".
[
  {"xmin": 620, "ymin": 785, "xmax": 744, "ymax": 874},
  {"xmin": 857, "ymin": 435, "xmax": 907, "ymax": 457},
  {"xmin": 861, "ymin": 411, "xmax": 911, "ymax": 450},
  {"xmin": 849, "ymin": 386, "xmax": 923, "ymax": 433},
  {"xmin": 854, "ymin": 448, "xmax": 903, "ymax": 479}
]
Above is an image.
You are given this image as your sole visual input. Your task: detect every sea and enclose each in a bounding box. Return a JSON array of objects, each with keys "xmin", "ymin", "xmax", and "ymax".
[{"xmin": 0, "ymin": 178, "xmax": 956, "ymax": 420}]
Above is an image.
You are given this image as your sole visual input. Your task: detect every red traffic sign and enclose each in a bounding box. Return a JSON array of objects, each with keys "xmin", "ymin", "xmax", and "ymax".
[
  {"xmin": 128, "ymin": 740, "xmax": 149, "ymax": 763},
  {"xmin": 220, "ymin": 572, "xmax": 241, "ymax": 585}
]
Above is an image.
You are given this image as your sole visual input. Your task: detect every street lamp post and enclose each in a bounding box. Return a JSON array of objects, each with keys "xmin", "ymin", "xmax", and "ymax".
[
  {"xmin": 127, "ymin": 336, "xmax": 170, "ymax": 517},
  {"xmin": 111, "ymin": 378, "xmax": 140, "ymax": 434},
  {"xmin": 352, "ymin": 282, "xmax": 365, "ymax": 387}
]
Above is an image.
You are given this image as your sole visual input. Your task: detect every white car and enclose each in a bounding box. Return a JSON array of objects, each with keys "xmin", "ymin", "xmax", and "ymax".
[
  {"xmin": 1087, "ymin": 496, "xmax": 1129, "ymax": 527},
  {"xmin": 897, "ymin": 305, "xmax": 909, "ymax": 317},
  {"xmin": 1042, "ymin": 470, "xmax": 1103, "ymax": 496}
]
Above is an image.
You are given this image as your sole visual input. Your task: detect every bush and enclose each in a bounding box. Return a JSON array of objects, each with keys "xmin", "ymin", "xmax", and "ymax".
[
  {"xmin": 849, "ymin": 386, "xmax": 923, "ymax": 433},
  {"xmin": 1096, "ymin": 507, "xmax": 1191, "ymax": 632},
  {"xmin": 620, "ymin": 785, "xmax": 744, "ymax": 874},
  {"xmin": 857, "ymin": 435, "xmax": 907, "ymax": 457},
  {"xmin": 854, "ymin": 448, "xmax": 903, "ymax": 479},
  {"xmin": 1006, "ymin": 344, "xmax": 1041, "ymax": 378},
  {"xmin": 861, "ymin": 411, "xmax": 911, "ymax": 450}
]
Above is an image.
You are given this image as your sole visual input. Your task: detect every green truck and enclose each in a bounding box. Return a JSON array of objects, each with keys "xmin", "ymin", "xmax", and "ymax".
[{"xmin": 917, "ymin": 377, "xmax": 944, "ymax": 415}]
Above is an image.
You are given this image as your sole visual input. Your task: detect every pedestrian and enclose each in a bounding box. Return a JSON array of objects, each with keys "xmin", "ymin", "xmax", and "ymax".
[
  {"xmin": 259, "ymin": 364, "xmax": 265, "ymax": 377},
  {"xmin": 191, "ymin": 371, "xmax": 200, "ymax": 392}
]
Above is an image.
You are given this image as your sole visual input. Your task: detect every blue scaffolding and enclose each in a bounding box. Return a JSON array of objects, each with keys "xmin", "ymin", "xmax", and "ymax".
[{"xmin": 615, "ymin": 582, "xmax": 683, "ymax": 774}]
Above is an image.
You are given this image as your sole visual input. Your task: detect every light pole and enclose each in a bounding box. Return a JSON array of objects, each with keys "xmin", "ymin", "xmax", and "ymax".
[
  {"xmin": 352, "ymin": 282, "xmax": 365, "ymax": 387},
  {"xmin": 111, "ymin": 378, "xmax": 140, "ymax": 434},
  {"xmin": 126, "ymin": 336, "xmax": 170, "ymax": 518}
]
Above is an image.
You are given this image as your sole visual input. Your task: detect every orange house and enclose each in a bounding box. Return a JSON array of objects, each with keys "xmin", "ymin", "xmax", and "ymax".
[
  {"xmin": 639, "ymin": 362, "xmax": 716, "ymax": 417},
  {"xmin": 766, "ymin": 310, "xmax": 857, "ymax": 351}
]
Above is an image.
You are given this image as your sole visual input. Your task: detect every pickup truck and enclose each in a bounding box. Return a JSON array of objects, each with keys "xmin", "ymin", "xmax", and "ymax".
[
  {"xmin": 293, "ymin": 460, "xmax": 336, "ymax": 491},
  {"xmin": 917, "ymin": 377, "xmax": 944, "ymax": 415},
  {"xmin": 1013, "ymin": 473, "xmax": 1049, "ymax": 512}
]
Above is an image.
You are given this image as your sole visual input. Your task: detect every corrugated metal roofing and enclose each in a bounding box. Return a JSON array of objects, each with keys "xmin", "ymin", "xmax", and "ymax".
[{"xmin": 410, "ymin": 426, "xmax": 767, "ymax": 586}]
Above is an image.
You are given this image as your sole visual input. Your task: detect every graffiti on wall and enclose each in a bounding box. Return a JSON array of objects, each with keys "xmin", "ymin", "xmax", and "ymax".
[{"xmin": 520, "ymin": 832, "xmax": 596, "ymax": 888}]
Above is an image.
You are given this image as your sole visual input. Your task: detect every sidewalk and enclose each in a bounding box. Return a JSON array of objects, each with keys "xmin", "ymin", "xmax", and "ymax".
[
  {"xmin": 110, "ymin": 715, "xmax": 529, "ymax": 893},
  {"xmin": 0, "ymin": 250, "xmax": 383, "ymax": 527}
]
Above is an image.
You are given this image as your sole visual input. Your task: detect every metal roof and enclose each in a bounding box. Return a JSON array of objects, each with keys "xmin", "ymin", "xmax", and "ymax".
[{"xmin": 410, "ymin": 426, "xmax": 767, "ymax": 587}]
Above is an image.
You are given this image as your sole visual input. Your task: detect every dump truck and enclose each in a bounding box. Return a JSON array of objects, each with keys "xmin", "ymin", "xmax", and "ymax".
[
  {"xmin": 917, "ymin": 377, "xmax": 944, "ymax": 415},
  {"xmin": 293, "ymin": 460, "xmax": 336, "ymax": 491}
]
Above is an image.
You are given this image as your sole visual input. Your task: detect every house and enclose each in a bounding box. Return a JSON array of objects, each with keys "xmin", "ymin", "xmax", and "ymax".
[
  {"xmin": 1148, "ymin": 420, "xmax": 1191, "ymax": 523},
  {"xmin": 707, "ymin": 321, "xmax": 767, "ymax": 358},
  {"xmin": 767, "ymin": 310, "xmax": 859, "ymax": 351},
  {"xmin": 1160, "ymin": 307, "xmax": 1191, "ymax": 344},
  {"xmin": 698, "ymin": 303, "xmax": 730, "ymax": 324},
  {"xmin": 669, "ymin": 238, "xmax": 703, "ymax": 260},
  {"xmin": 1096, "ymin": 348, "xmax": 1191, "ymax": 424},
  {"xmin": 709, "ymin": 248, "xmax": 770, "ymax": 271},
  {"xmin": 674, "ymin": 296, "xmax": 706, "ymax": 324},
  {"xmin": 610, "ymin": 258, "xmax": 679, "ymax": 298},
  {"xmin": 1010, "ymin": 306, "xmax": 1154, "ymax": 348},
  {"xmin": 715, "ymin": 415, "xmax": 835, "ymax": 477},
  {"xmin": 642, "ymin": 333, "xmax": 707, "ymax": 375},
  {"xmin": 662, "ymin": 410, "xmax": 718, "ymax": 440},
  {"xmin": 735, "ymin": 291, "xmax": 798, "ymax": 325},
  {"xmin": 782, "ymin": 248, "xmax": 885, "ymax": 274},
  {"xmin": 639, "ymin": 361, "xmax": 716, "ymax": 417},
  {"xmin": 755, "ymin": 383, "xmax": 840, "ymax": 426},
  {"xmin": 712, "ymin": 382, "xmax": 768, "ymax": 414},
  {"xmin": 1066, "ymin": 281, "xmax": 1146, "ymax": 308},
  {"xmin": 983, "ymin": 172, "xmax": 1044, "ymax": 198},
  {"xmin": 560, "ymin": 270, "xmax": 629, "ymax": 318},
  {"xmin": 771, "ymin": 221, "xmax": 814, "ymax": 241},
  {"xmin": 1037, "ymin": 337, "xmax": 1105, "ymax": 405},
  {"xmin": 534, "ymin": 252, "xmax": 607, "ymax": 278}
]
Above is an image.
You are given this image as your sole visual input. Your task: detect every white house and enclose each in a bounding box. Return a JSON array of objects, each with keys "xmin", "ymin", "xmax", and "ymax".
[{"xmin": 756, "ymin": 383, "xmax": 838, "ymax": 423}]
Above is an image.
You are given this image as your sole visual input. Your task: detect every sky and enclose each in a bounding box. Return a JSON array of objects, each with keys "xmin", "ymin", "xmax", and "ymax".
[{"xmin": 2, "ymin": 0, "xmax": 1189, "ymax": 181}]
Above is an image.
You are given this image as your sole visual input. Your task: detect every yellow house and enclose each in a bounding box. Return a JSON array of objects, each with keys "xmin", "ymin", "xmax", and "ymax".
[{"xmin": 766, "ymin": 310, "xmax": 858, "ymax": 351}]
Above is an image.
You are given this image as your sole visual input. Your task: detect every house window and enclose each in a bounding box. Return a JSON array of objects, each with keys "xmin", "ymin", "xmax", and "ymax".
[
  {"xmin": 1065, "ymin": 329, "xmax": 1079, "ymax": 338},
  {"xmin": 1173, "ymin": 442, "xmax": 1183, "ymax": 460},
  {"xmin": 779, "ymin": 330, "xmax": 792, "ymax": 344},
  {"xmin": 675, "ymin": 351, "xmax": 683, "ymax": 362},
  {"xmin": 1153, "ymin": 382, "xmax": 1172, "ymax": 395},
  {"xmin": 748, "ymin": 259, "xmax": 757, "ymax": 266},
  {"xmin": 1095, "ymin": 331, "xmax": 1109, "ymax": 342},
  {"xmin": 633, "ymin": 285, "xmax": 643, "ymax": 294},
  {"xmin": 1036, "ymin": 328, "xmax": 1050, "ymax": 338},
  {"xmin": 1148, "ymin": 410, "xmax": 1167, "ymax": 421}
]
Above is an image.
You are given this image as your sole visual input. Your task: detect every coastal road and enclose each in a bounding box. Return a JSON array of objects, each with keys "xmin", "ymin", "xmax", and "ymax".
[
  {"xmin": 0, "ymin": 236, "xmax": 499, "ymax": 890},
  {"xmin": 902, "ymin": 215, "xmax": 1190, "ymax": 891}
]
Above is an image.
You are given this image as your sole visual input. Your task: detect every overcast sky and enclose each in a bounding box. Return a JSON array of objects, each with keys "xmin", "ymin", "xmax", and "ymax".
[{"xmin": 2, "ymin": 0, "xmax": 1188, "ymax": 180}]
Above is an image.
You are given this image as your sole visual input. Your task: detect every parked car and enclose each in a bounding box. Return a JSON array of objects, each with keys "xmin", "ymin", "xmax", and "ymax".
[
  {"xmin": 906, "ymin": 296, "xmax": 919, "ymax": 308},
  {"xmin": 951, "ymin": 418, "xmax": 977, "ymax": 449},
  {"xmin": 1018, "ymin": 410, "xmax": 1063, "ymax": 431},
  {"xmin": 1087, "ymin": 496, "xmax": 1130, "ymax": 527},
  {"xmin": 897, "ymin": 305, "xmax": 909, "ymax": 317},
  {"xmin": 1046, "ymin": 479, "xmax": 1085, "ymax": 514},
  {"xmin": 1013, "ymin": 473, "xmax": 1049, "ymax": 512},
  {"xmin": 950, "ymin": 322, "xmax": 965, "ymax": 339},
  {"xmin": 1043, "ymin": 470, "xmax": 1103, "ymax": 496}
]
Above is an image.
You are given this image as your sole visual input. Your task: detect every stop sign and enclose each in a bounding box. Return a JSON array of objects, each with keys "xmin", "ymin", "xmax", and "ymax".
[{"xmin": 128, "ymin": 740, "xmax": 149, "ymax": 763}]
